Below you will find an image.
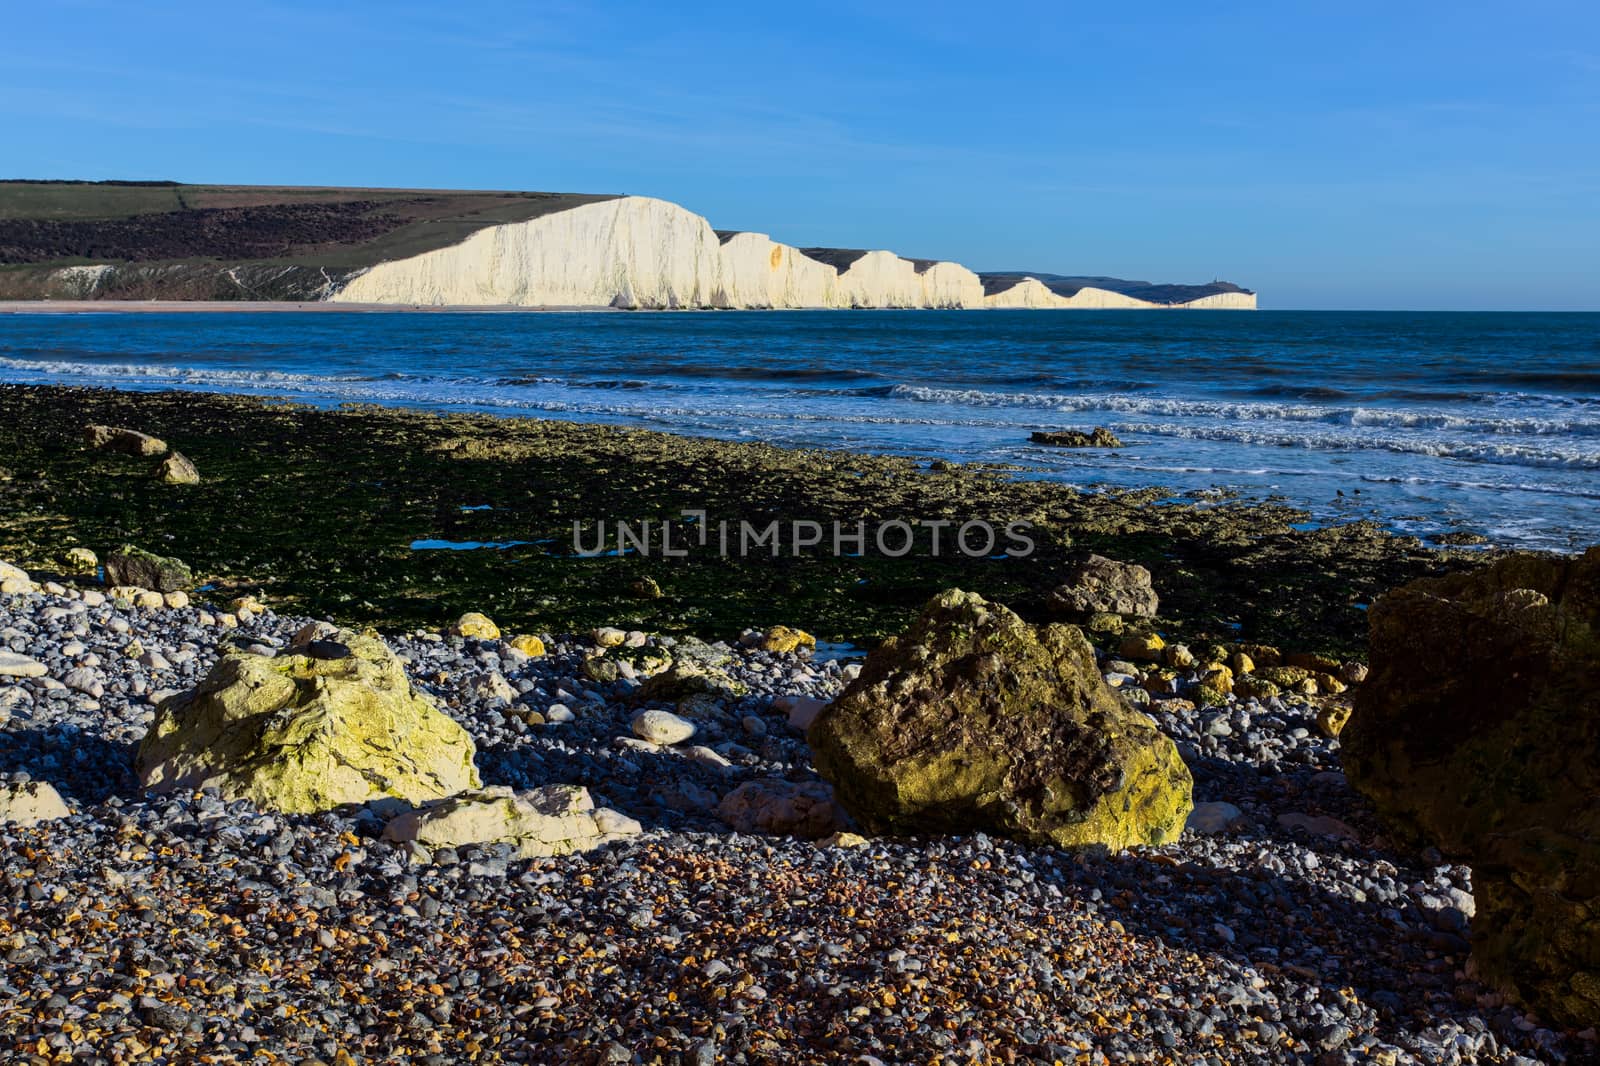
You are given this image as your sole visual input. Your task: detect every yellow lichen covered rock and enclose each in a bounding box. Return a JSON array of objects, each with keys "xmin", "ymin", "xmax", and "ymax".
[
  {"xmin": 1118, "ymin": 632, "xmax": 1166, "ymax": 662},
  {"xmin": 759, "ymin": 625, "xmax": 816, "ymax": 654},
  {"xmin": 809, "ymin": 590, "xmax": 1192, "ymax": 851},
  {"xmin": 451, "ymin": 612, "xmax": 501, "ymax": 640},
  {"xmin": 61, "ymin": 547, "xmax": 98, "ymax": 574},
  {"xmin": 1316, "ymin": 703, "xmax": 1353, "ymax": 738},
  {"xmin": 506, "ymin": 634, "xmax": 546, "ymax": 658},
  {"xmin": 381, "ymin": 784, "xmax": 639, "ymax": 859},
  {"xmin": 137, "ymin": 628, "xmax": 480, "ymax": 813}
]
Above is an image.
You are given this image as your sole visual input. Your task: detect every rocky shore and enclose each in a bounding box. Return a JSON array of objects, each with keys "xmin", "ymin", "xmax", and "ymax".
[
  {"xmin": 2, "ymin": 386, "xmax": 1589, "ymax": 1064},
  {"xmin": 0, "ymin": 553, "xmax": 1587, "ymax": 1065}
]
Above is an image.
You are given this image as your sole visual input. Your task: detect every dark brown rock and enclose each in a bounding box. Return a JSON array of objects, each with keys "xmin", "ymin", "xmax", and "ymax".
[{"xmin": 1343, "ymin": 547, "xmax": 1600, "ymax": 1028}]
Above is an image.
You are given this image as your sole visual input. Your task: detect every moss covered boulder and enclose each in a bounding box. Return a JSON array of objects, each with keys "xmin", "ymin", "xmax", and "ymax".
[
  {"xmin": 104, "ymin": 545, "xmax": 192, "ymax": 593},
  {"xmin": 137, "ymin": 628, "xmax": 480, "ymax": 813},
  {"xmin": 1342, "ymin": 547, "xmax": 1600, "ymax": 1028},
  {"xmin": 808, "ymin": 589, "xmax": 1192, "ymax": 851}
]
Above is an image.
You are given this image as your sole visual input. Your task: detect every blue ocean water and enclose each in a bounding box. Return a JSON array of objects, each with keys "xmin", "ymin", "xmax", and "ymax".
[{"xmin": 1, "ymin": 309, "xmax": 1596, "ymax": 550}]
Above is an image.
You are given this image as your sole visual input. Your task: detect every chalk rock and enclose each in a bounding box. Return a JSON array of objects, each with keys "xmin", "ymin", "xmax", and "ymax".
[
  {"xmin": 717, "ymin": 778, "xmax": 847, "ymax": 839},
  {"xmin": 450, "ymin": 612, "xmax": 500, "ymax": 640},
  {"xmin": 156, "ymin": 450, "xmax": 200, "ymax": 485},
  {"xmin": 809, "ymin": 589, "xmax": 1192, "ymax": 850},
  {"xmin": 137, "ymin": 627, "xmax": 479, "ymax": 813},
  {"xmin": 1050, "ymin": 555, "xmax": 1159, "ymax": 618},
  {"xmin": 83, "ymin": 424, "xmax": 167, "ymax": 457},
  {"xmin": 0, "ymin": 652, "xmax": 47, "ymax": 678},
  {"xmin": 631, "ymin": 709, "xmax": 696, "ymax": 745},
  {"xmin": 759, "ymin": 625, "xmax": 816, "ymax": 654},
  {"xmin": 381, "ymin": 785, "xmax": 640, "ymax": 859},
  {"xmin": 0, "ymin": 781, "xmax": 70, "ymax": 825}
]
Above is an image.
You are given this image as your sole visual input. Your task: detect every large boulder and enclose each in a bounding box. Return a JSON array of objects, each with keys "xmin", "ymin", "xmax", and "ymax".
[
  {"xmin": 1343, "ymin": 547, "xmax": 1600, "ymax": 1028},
  {"xmin": 137, "ymin": 628, "xmax": 480, "ymax": 813},
  {"xmin": 808, "ymin": 589, "xmax": 1192, "ymax": 850},
  {"xmin": 1048, "ymin": 555, "xmax": 1159, "ymax": 618},
  {"xmin": 381, "ymin": 785, "xmax": 640, "ymax": 859},
  {"xmin": 104, "ymin": 545, "xmax": 192, "ymax": 593}
]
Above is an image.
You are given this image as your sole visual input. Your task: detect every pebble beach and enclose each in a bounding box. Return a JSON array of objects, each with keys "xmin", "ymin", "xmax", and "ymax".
[{"xmin": 0, "ymin": 574, "xmax": 1582, "ymax": 1065}]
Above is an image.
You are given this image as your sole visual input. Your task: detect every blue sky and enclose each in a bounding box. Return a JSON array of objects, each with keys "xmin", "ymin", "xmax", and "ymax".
[{"xmin": 2, "ymin": 0, "xmax": 1597, "ymax": 309}]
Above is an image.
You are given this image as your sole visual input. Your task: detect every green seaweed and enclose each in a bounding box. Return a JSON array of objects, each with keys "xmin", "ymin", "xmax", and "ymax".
[{"xmin": 0, "ymin": 385, "xmax": 1484, "ymax": 652}]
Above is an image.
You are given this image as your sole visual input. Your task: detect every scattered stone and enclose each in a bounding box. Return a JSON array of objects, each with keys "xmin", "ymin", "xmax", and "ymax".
[
  {"xmin": 759, "ymin": 625, "xmax": 816, "ymax": 654},
  {"xmin": 1030, "ymin": 427, "xmax": 1123, "ymax": 448},
  {"xmin": 381, "ymin": 785, "xmax": 641, "ymax": 859},
  {"xmin": 810, "ymin": 589, "xmax": 1192, "ymax": 850},
  {"xmin": 774, "ymin": 693, "xmax": 828, "ymax": 731},
  {"xmin": 156, "ymin": 450, "xmax": 201, "ymax": 484},
  {"xmin": 1118, "ymin": 631, "xmax": 1166, "ymax": 662},
  {"xmin": 0, "ymin": 780, "xmax": 70, "ymax": 825},
  {"xmin": 1186, "ymin": 801, "xmax": 1243, "ymax": 835},
  {"xmin": 103, "ymin": 545, "xmax": 193, "ymax": 593},
  {"xmin": 717, "ymin": 779, "xmax": 846, "ymax": 839},
  {"xmin": 820, "ymin": 830, "xmax": 869, "ymax": 848},
  {"xmin": 631, "ymin": 709, "xmax": 696, "ymax": 745},
  {"xmin": 1276, "ymin": 812, "xmax": 1359, "ymax": 841},
  {"xmin": 594, "ymin": 626, "xmax": 627, "ymax": 647},
  {"xmin": 0, "ymin": 651, "xmax": 47, "ymax": 678},
  {"xmin": 473, "ymin": 670, "xmax": 517, "ymax": 703},
  {"xmin": 630, "ymin": 577, "xmax": 664, "ymax": 599},
  {"xmin": 1049, "ymin": 554, "xmax": 1159, "ymax": 618},
  {"xmin": 83, "ymin": 423, "xmax": 167, "ymax": 456},
  {"xmin": 451, "ymin": 611, "xmax": 501, "ymax": 640},
  {"xmin": 61, "ymin": 546, "xmax": 98, "ymax": 573},
  {"xmin": 1316, "ymin": 703, "xmax": 1352, "ymax": 738},
  {"xmin": 506, "ymin": 634, "xmax": 547, "ymax": 657}
]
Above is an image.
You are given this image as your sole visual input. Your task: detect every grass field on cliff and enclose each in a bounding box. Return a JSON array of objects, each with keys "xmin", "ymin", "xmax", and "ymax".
[
  {"xmin": 0, "ymin": 386, "xmax": 1476, "ymax": 656},
  {"xmin": 0, "ymin": 180, "xmax": 620, "ymax": 269}
]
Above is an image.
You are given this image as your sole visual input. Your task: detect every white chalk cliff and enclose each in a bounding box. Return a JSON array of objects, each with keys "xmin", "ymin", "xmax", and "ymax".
[{"xmin": 329, "ymin": 195, "xmax": 1254, "ymax": 311}]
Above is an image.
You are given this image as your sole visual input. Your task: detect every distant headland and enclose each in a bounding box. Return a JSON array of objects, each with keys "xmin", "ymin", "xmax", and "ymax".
[{"xmin": 0, "ymin": 180, "xmax": 1256, "ymax": 310}]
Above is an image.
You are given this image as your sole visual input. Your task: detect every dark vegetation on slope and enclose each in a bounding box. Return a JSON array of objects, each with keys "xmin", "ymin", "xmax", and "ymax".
[{"xmin": 0, "ymin": 182, "xmax": 621, "ymax": 294}]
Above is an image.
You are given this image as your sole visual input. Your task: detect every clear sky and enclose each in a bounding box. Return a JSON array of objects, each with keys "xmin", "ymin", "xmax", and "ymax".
[{"xmin": 2, "ymin": 0, "xmax": 1597, "ymax": 309}]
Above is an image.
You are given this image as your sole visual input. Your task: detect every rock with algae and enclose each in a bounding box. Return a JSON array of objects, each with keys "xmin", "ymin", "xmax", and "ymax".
[
  {"xmin": 137, "ymin": 628, "xmax": 480, "ymax": 813},
  {"xmin": 808, "ymin": 589, "xmax": 1192, "ymax": 851},
  {"xmin": 1343, "ymin": 547, "xmax": 1600, "ymax": 1028},
  {"xmin": 104, "ymin": 545, "xmax": 192, "ymax": 593}
]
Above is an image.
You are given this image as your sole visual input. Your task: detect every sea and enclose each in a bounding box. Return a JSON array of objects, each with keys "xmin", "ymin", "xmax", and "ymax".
[{"xmin": 1, "ymin": 309, "xmax": 1596, "ymax": 551}]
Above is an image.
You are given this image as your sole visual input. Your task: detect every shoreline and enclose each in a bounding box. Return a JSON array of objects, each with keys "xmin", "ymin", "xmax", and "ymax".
[
  {"xmin": 0, "ymin": 299, "xmax": 1261, "ymax": 315},
  {"xmin": 0, "ymin": 383, "xmax": 1485, "ymax": 655}
]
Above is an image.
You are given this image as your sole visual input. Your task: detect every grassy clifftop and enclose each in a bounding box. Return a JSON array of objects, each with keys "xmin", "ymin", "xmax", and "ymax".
[{"xmin": 0, "ymin": 180, "xmax": 619, "ymax": 266}]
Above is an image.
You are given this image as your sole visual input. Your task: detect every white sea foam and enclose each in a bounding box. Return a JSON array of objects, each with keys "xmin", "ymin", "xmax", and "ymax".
[{"xmin": 888, "ymin": 384, "xmax": 1600, "ymax": 437}]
